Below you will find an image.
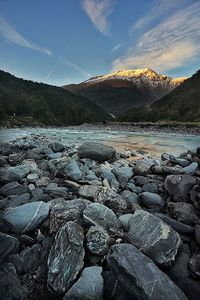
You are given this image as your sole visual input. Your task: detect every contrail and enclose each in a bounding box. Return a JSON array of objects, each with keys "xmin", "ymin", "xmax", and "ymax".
[{"xmin": 46, "ymin": 56, "xmax": 62, "ymax": 79}]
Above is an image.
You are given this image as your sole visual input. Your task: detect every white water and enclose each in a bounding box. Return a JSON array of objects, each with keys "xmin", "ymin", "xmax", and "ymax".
[{"xmin": 0, "ymin": 127, "xmax": 199, "ymax": 157}]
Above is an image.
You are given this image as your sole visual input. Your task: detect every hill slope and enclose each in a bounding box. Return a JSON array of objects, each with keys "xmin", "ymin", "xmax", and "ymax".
[
  {"xmin": 64, "ymin": 68, "xmax": 186, "ymax": 117},
  {"xmin": 119, "ymin": 70, "xmax": 200, "ymax": 122},
  {"xmin": 0, "ymin": 70, "xmax": 109, "ymax": 125}
]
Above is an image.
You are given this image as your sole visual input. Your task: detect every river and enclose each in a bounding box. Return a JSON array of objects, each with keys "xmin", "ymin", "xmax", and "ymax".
[{"xmin": 0, "ymin": 127, "xmax": 199, "ymax": 157}]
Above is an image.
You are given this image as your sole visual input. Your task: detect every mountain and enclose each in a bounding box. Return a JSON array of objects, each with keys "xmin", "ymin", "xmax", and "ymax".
[
  {"xmin": 0, "ymin": 70, "xmax": 109, "ymax": 126},
  {"xmin": 63, "ymin": 68, "xmax": 186, "ymax": 117},
  {"xmin": 119, "ymin": 69, "xmax": 200, "ymax": 122}
]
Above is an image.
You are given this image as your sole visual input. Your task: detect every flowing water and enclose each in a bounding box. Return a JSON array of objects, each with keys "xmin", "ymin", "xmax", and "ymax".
[{"xmin": 0, "ymin": 127, "xmax": 199, "ymax": 157}]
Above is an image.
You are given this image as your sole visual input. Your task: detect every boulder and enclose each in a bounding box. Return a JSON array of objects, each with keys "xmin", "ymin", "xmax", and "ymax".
[
  {"xmin": 0, "ymin": 181, "xmax": 29, "ymax": 196},
  {"xmin": 134, "ymin": 159, "xmax": 155, "ymax": 175},
  {"xmin": 83, "ymin": 203, "xmax": 122, "ymax": 234},
  {"xmin": 63, "ymin": 266, "xmax": 103, "ymax": 300},
  {"xmin": 47, "ymin": 222, "xmax": 85, "ymax": 295},
  {"xmin": 164, "ymin": 175, "xmax": 196, "ymax": 202},
  {"xmin": 107, "ymin": 244, "xmax": 187, "ymax": 300},
  {"xmin": 64, "ymin": 159, "xmax": 82, "ymax": 181},
  {"xmin": 127, "ymin": 210, "xmax": 181, "ymax": 265},
  {"xmin": 48, "ymin": 142, "xmax": 65, "ymax": 152},
  {"xmin": 4, "ymin": 201, "xmax": 49, "ymax": 233},
  {"xmin": 78, "ymin": 185, "xmax": 100, "ymax": 200},
  {"xmin": 86, "ymin": 225, "xmax": 109, "ymax": 256},
  {"xmin": 78, "ymin": 142, "xmax": 116, "ymax": 162}
]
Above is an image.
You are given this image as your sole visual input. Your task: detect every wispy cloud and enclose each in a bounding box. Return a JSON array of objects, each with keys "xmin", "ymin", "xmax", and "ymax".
[
  {"xmin": 81, "ymin": 0, "xmax": 114, "ymax": 35},
  {"xmin": 0, "ymin": 16, "xmax": 52, "ymax": 56},
  {"xmin": 111, "ymin": 43, "xmax": 123, "ymax": 54},
  {"xmin": 112, "ymin": 1, "xmax": 200, "ymax": 73},
  {"xmin": 62, "ymin": 60, "xmax": 91, "ymax": 78}
]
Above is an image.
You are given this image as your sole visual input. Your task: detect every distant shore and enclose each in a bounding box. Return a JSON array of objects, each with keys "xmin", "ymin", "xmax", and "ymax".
[{"xmin": 1, "ymin": 116, "xmax": 200, "ymax": 136}]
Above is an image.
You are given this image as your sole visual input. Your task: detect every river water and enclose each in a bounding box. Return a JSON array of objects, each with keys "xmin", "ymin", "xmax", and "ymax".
[{"xmin": 0, "ymin": 127, "xmax": 199, "ymax": 157}]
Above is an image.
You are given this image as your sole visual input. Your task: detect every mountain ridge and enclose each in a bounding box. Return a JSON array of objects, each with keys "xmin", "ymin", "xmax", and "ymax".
[{"xmin": 63, "ymin": 68, "xmax": 186, "ymax": 116}]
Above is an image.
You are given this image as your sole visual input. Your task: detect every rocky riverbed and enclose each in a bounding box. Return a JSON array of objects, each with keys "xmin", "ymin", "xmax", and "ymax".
[{"xmin": 0, "ymin": 135, "xmax": 200, "ymax": 299}]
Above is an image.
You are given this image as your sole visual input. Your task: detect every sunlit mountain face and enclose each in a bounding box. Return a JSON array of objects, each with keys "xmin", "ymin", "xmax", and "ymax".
[{"xmin": 64, "ymin": 68, "xmax": 186, "ymax": 116}]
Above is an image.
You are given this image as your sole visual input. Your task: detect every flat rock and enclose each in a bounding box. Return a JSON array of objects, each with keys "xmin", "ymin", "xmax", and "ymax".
[
  {"xmin": 64, "ymin": 159, "xmax": 82, "ymax": 181},
  {"xmin": 86, "ymin": 225, "xmax": 109, "ymax": 256},
  {"xmin": 127, "ymin": 210, "xmax": 181, "ymax": 265},
  {"xmin": 164, "ymin": 175, "xmax": 196, "ymax": 202},
  {"xmin": 0, "ymin": 181, "xmax": 29, "ymax": 196},
  {"xmin": 83, "ymin": 203, "xmax": 122, "ymax": 234},
  {"xmin": 78, "ymin": 142, "xmax": 116, "ymax": 162},
  {"xmin": 47, "ymin": 221, "xmax": 85, "ymax": 295},
  {"xmin": 4, "ymin": 201, "xmax": 49, "ymax": 233},
  {"xmin": 107, "ymin": 244, "xmax": 187, "ymax": 300},
  {"xmin": 63, "ymin": 266, "xmax": 103, "ymax": 300},
  {"xmin": 0, "ymin": 233, "xmax": 19, "ymax": 264}
]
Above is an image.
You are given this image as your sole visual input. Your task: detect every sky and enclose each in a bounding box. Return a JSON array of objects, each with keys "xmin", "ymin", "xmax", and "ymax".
[{"xmin": 0, "ymin": 0, "xmax": 200, "ymax": 86}]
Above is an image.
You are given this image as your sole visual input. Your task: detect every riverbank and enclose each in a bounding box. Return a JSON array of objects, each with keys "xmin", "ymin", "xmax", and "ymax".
[{"xmin": 0, "ymin": 136, "xmax": 200, "ymax": 299}]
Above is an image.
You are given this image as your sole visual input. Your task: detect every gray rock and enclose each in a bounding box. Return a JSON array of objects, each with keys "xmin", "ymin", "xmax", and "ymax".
[
  {"xmin": 155, "ymin": 213, "xmax": 194, "ymax": 235},
  {"xmin": 121, "ymin": 191, "xmax": 139, "ymax": 208},
  {"xmin": 27, "ymin": 173, "xmax": 39, "ymax": 183},
  {"xmin": 98, "ymin": 166, "xmax": 119, "ymax": 190},
  {"xmin": 86, "ymin": 225, "xmax": 109, "ymax": 256},
  {"xmin": 48, "ymin": 198, "xmax": 90, "ymax": 234},
  {"xmin": 4, "ymin": 201, "xmax": 49, "ymax": 233},
  {"xmin": 108, "ymin": 244, "xmax": 188, "ymax": 300},
  {"xmin": 97, "ymin": 188, "xmax": 127, "ymax": 212},
  {"xmin": 64, "ymin": 159, "xmax": 82, "ymax": 181},
  {"xmin": 48, "ymin": 152, "xmax": 62, "ymax": 159},
  {"xmin": 78, "ymin": 142, "xmax": 116, "ymax": 162},
  {"xmin": 183, "ymin": 162, "xmax": 198, "ymax": 175},
  {"xmin": 140, "ymin": 192, "xmax": 164, "ymax": 208},
  {"xmin": 151, "ymin": 165, "xmax": 184, "ymax": 175},
  {"xmin": 0, "ymin": 166, "xmax": 28, "ymax": 183},
  {"xmin": 164, "ymin": 175, "xmax": 196, "ymax": 202},
  {"xmin": 20, "ymin": 243, "xmax": 42, "ymax": 273},
  {"xmin": 44, "ymin": 184, "xmax": 68, "ymax": 197},
  {"xmin": 168, "ymin": 202, "xmax": 198, "ymax": 225},
  {"xmin": 78, "ymin": 185, "xmax": 100, "ymax": 200},
  {"xmin": 112, "ymin": 166, "xmax": 133, "ymax": 186},
  {"xmin": 83, "ymin": 203, "xmax": 122, "ymax": 234},
  {"xmin": 0, "ymin": 193, "xmax": 31, "ymax": 210},
  {"xmin": 47, "ymin": 222, "xmax": 85, "ymax": 295},
  {"xmin": 134, "ymin": 159, "xmax": 155, "ymax": 175},
  {"xmin": 48, "ymin": 142, "xmax": 65, "ymax": 152},
  {"xmin": 0, "ymin": 263, "xmax": 27, "ymax": 300},
  {"xmin": 64, "ymin": 266, "xmax": 103, "ymax": 300},
  {"xmin": 134, "ymin": 175, "xmax": 149, "ymax": 186},
  {"xmin": 142, "ymin": 182, "xmax": 158, "ymax": 193},
  {"xmin": 194, "ymin": 225, "xmax": 200, "ymax": 246},
  {"xmin": 119, "ymin": 214, "xmax": 133, "ymax": 231},
  {"xmin": 0, "ymin": 181, "xmax": 29, "ymax": 196},
  {"xmin": 0, "ymin": 233, "xmax": 19, "ymax": 264},
  {"xmin": 127, "ymin": 210, "xmax": 181, "ymax": 265}
]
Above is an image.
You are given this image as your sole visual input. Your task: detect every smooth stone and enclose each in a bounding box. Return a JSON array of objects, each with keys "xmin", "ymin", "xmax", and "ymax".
[
  {"xmin": 44, "ymin": 186, "xmax": 68, "ymax": 197},
  {"xmin": 86, "ymin": 225, "xmax": 109, "ymax": 256},
  {"xmin": 0, "ymin": 233, "xmax": 19, "ymax": 264},
  {"xmin": 78, "ymin": 142, "xmax": 116, "ymax": 162},
  {"xmin": 83, "ymin": 203, "xmax": 122, "ymax": 234},
  {"xmin": 134, "ymin": 175, "xmax": 149, "ymax": 186},
  {"xmin": 48, "ymin": 198, "xmax": 90, "ymax": 234},
  {"xmin": 107, "ymin": 244, "xmax": 188, "ymax": 300},
  {"xmin": 27, "ymin": 173, "xmax": 39, "ymax": 183},
  {"xmin": 164, "ymin": 175, "xmax": 196, "ymax": 202},
  {"xmin": 4, "ymin": 201, "xmax": 49, "ymax": 233},
  {"xmin": 63, "ymin": 266, "xmax": 103, "ymax": 300},
  {"xmin": 0, "ymin": 263, "xmax": 27, "ymax": 300},
  {"xmin": 48, "ymin": 152, "xmax": 62, "ymax": 159},
  {"xmin": 155, "ymin": 213, "xmax": 194, "ymax": 235},
  {"xmin": 0, "ymin": 181, "xmax": 29, "ymax": 196},
  {"xmin": 64, "ymin": 159, "xmax": 82, "ymax": 181},
  {"xmin": 168, "ymin": 202, "xmax": 198, "ymax": 225},
  {"xmin": 142, "ymin": 182, "xmax": 158, "ymax": 193},
  {"xmin": 98, "ymin": 166, "xmax": 119, "ymax": 190},
  {"xmin": 47, "ymin": 222, "xmax": 85, "ymax": 295},
  {"xmin": 78, "ymin": 185, "xmax": 100, "ymax": 200},
  {"xmin": 183, "ymin": 162, "xmax": 198, "ymax": 175},
  {"xmin": 134, "ymin": 159, "xmax": 155, "ymax": 175},
  {"xmin": 48, "ymin": 142, "xmax": 65, "ymax": 152},
  {"xmin": 112, "ymin": 166, "xmax": 134, "ymax": 185},
  {"xmin": 124, "ymin": 191, "xmax": 139, "ymax": 208},
  {"xmin": 151, "ymin": 165, "xmax": 184, "ymax": 175},
  {"xmin": 0, "ymin": 166, "xmax": 28, "ymax": 183},
  {"xmin": 140, "ymin": 192, "xmax": 164, "ymax": 208},
  {"xmin": 127, "ymin": 210, "xmax": 181, "ymax": 265}
]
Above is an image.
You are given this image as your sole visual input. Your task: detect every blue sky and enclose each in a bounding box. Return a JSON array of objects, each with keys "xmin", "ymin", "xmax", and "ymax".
[{"xmin": 0, "ymin": 0, "xmax": 200, "ymax": 85}]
